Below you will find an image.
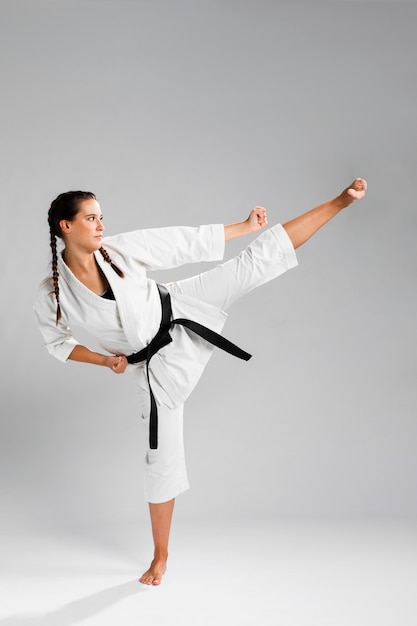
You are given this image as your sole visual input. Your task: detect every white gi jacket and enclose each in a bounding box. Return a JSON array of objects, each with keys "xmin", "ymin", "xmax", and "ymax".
[
  {"xmin": 34, "ymin": 222, "xmax": 298, "ymax": 411},
  {"xmin": 34, "ymin": 224, "xmax": 229, "ymax": 409}
]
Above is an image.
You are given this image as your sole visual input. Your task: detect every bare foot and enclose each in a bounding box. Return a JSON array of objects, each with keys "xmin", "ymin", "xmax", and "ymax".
[
  {"xmin": 139, "ymin": 557, "xmax": 167, "ymax": 586},
  {"xmin": 340, "ymin": 177, "xmax": 367, "ymax": 206}
]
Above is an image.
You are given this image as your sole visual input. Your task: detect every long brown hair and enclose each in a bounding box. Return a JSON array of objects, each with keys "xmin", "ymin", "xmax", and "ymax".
[{"xmin": 48, "ymin": 191, "xmax": 124, "ymax": 324}]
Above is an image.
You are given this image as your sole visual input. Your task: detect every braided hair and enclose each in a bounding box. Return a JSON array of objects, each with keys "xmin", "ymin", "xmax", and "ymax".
[{"xmin": 48, "ymin": 191, "xmax": 124, "ymax": 325}]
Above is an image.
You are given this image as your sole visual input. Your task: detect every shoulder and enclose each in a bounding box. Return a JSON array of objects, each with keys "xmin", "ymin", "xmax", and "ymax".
[{"xmin": 101, "ymin": 229, "xmax": 144, "ymax": 250}]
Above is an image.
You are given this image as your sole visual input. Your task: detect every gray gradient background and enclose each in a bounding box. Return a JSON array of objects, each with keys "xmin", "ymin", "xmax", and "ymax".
[{"xmin": 1, "ymin": 0, "xmax": 416, "ymax": 534}]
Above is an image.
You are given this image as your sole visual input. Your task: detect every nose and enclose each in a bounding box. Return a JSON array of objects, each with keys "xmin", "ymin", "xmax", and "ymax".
[{"xmin": 98, "ymin": 221, "xmax": 104, "ymax": 231}]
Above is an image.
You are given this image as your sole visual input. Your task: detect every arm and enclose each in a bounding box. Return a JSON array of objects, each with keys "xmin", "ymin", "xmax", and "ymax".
[
  {"xmin": 282, "ymin": 178, "xmax": 367, "ymax": 249},
  {"xmin": 105, "ymin": 224, "xmax": 226, "ymax": 270},
  {"xmin": 68, "ymin": 344, "xmax": 128, "ymax": 374},
  {"xmin": 34, "ymin": 286, "xmax": 127, "ymax": 375},
  {"xmin": 224, "ymin": 207, "xmax": 268, "ymax": 241}
]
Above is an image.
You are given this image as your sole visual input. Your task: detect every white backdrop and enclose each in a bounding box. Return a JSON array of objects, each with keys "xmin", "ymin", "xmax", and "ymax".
[{"xmin": 1, "ymin": 0, "xmax": 416, "ymax": 530}]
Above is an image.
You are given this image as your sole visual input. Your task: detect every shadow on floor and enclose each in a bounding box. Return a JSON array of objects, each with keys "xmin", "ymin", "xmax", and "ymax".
[{"xmin": 0, "ymin": 579, "xmax": 145, "ymax": 625}]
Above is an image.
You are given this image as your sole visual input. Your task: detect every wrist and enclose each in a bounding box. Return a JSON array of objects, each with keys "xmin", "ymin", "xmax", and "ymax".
[
  {"xmin": 244, "ymin": 219, "xmax": 256, "ymax": 234},
  {"xmin": 97, "ymin": 354, "xmax": 109, "ymax": 367}
]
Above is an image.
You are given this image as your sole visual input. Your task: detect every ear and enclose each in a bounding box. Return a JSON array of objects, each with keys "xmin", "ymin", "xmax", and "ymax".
[{"xmin": 59, "ymin": 219, "xmax": 72, "ymax": 234}]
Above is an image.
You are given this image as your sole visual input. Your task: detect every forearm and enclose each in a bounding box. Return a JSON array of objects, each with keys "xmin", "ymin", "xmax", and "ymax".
[
  {"xmin": 224, "ymin": 221, "xmax": 253, "ymax": 241},
  {"xmin": 68, "ymin": 344, "xmax": 108, "ymax": 366},
  {"xmin": 224, "ymin": 207, "xmax": 268, "ymax": 241},
  {"xmin": 68, "ymin": 344, "xmax": 128, "ymax": 374}
]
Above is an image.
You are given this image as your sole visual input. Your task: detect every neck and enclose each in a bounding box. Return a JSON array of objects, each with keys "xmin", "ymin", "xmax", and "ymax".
[{"xmin": 63, "ymin": 247, "xmax": 98, "ymax": 275}]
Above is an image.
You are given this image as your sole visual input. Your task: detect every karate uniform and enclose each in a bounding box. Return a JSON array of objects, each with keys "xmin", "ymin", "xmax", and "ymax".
[{"xmin": 34, "ymin": 223, "xmax": 298, "ymax": 503}]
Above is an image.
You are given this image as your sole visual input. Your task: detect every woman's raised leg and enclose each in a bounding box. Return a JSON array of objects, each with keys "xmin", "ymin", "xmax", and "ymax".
[
  {"xmin": 171, "ymin": 178, "xmax": 366, "ymax": 311},
  {"xmin": 282, "ymin": 178, "xmax": 367, "ymax": 249},
  {"xmin": 138, "ymin": 178, "xmax": 367, "ymax": 586}
]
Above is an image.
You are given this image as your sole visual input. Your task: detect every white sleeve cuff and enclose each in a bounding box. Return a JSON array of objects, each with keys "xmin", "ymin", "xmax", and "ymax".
[{"xmin": 270, "ymin": 223, "xmax": 299, "ymax": 270}]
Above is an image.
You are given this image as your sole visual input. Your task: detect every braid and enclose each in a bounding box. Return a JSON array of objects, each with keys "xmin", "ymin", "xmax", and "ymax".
[
  {"xmin": 99, "ymin": 246, "xmax": 125, "ymax": 278},
  {"xmin": 47, "ymin": 190, "xmax": 96, "ymax": 325},
  {"xmin": 47, "ymin": 190, "xmax": 124, "ymax": 325},
  {"xmin": 49, "ymin": 224, "xmax": 62, "ymax": 325}
]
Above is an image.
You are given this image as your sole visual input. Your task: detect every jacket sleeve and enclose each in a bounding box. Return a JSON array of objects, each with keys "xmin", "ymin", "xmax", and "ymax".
[
  {"xmin": 33, "ymin": 280, "xmax": 80, "ymax": 363},
  {"xmin": 102, "ymin": 224, "xmax": 225, "ymax": 271}
]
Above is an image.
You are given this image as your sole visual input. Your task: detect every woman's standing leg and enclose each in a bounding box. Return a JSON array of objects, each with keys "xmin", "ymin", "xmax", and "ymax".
[
  {"xmin": 139, "ymin": 498, "xmax": 175, "ymax": 585},
  {"xmin": 133, "ymin": 379, "xmax": 189, "ymax": 585},
  {"xmin": 138, "ymin": 178, "xmax": 367, "ymax": 585}
]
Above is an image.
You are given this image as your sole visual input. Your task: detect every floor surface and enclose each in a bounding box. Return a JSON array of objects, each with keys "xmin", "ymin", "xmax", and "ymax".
[{"xmin": 1, "ymin": 519, "xmax": 416, "ymax": 626}]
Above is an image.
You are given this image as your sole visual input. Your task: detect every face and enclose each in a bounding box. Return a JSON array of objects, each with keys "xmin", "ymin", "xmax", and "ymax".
[{"xmin": 60, "ymin": 198, "xmax": 105, "ymax": 252}]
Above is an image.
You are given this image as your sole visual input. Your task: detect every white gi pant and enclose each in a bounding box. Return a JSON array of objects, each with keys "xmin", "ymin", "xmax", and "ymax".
[{"xmin": 141, "ymin": 223, "xmax": 298, "ymax": 503}]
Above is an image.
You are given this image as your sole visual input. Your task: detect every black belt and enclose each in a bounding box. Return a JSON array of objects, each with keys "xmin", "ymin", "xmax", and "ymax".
[{"xmin": 126, "ymin": 284, "xmax": 252, "ymax": 449}]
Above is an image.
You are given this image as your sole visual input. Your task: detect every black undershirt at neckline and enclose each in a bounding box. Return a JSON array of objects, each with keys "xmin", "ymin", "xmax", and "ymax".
[{"xmin": 101, "ymin": 286, "xmax": 115, "ymax": 300}]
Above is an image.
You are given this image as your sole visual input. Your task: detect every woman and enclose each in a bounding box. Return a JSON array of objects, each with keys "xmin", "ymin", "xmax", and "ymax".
[{"xmin": 34, "ymin": 178, "xmax": 367, "ymax": 585}]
